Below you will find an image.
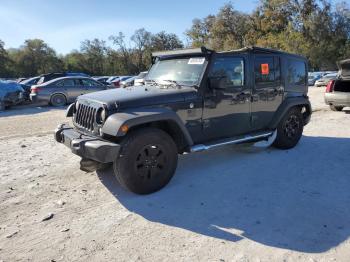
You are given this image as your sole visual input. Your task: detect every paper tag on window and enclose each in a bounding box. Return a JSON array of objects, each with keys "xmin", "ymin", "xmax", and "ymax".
[
  {"xmin": 188, "ymin": 58, "xmax": 205, "ymax": 65},
  {"xmin": 261, "ymin": 63, "xmax": 269, "ymax": 75}
]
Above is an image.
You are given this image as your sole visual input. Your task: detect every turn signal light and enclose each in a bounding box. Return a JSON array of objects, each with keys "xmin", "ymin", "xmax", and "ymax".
[{"xmin": 120, "ymin": 125, "xmax": 129, "ymax": 133}]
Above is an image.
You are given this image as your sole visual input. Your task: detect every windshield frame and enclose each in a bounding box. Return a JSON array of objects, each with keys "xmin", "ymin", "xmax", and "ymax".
[{"xmin": 145, "ymin": 55, "xmax": 208, "ymax": 89}]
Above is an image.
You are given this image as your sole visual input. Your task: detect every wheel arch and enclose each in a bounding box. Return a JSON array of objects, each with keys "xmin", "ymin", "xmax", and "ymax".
[
  {"xmin": 101, "ymin": 108, "xmax": 194, "ymax": 153},
  {"xmin": 268, "ymin": 96, "xmax": 312, "ymax": 129}
]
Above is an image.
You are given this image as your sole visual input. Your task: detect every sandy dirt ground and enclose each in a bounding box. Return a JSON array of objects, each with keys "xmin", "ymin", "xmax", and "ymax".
[{"xmin": 0, "ymin": 87, "xmax": 350, "ymax": 262}]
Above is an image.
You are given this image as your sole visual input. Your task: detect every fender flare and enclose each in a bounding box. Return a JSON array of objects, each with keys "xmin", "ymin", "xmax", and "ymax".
[
  {"xmin": 101, "ymin": 107, "xmax": 194, "ymax": 146},
  {"xmin": 268, "ymin": 96, "xmax": 312, "ymax": 129}
]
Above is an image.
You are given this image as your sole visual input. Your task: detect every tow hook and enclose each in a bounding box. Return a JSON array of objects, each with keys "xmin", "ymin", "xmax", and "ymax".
[{"xmin": 80, "ymin": 158, "xmax": 107, "ymax": 173}]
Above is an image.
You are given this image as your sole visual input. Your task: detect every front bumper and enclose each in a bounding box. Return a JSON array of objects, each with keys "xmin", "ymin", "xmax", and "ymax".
[{"xmin": 54, "ymin": 124, "xmax": 120, "ymax": 163}]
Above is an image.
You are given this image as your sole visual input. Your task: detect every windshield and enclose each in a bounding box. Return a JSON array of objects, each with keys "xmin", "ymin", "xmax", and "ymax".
[{"xmin": 146, "ymin": 57, "xmax": 206, "ymax": 86}]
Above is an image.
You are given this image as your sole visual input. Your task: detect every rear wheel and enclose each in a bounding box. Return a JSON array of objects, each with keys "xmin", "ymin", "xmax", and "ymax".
[
  {"xmin": 272, "ymin": 107, "xmax": 304, "ymax": 149},
  {"xmin": 113, "ymin": 128, "xmax": 178, "ymax": 194},
  {"xmin": 50, "ymin": 94, "xmax": 67, "ymax": 107},
  {"xmin": 330, "ymin": 105, "xmax": 343, "ymax": 111}
]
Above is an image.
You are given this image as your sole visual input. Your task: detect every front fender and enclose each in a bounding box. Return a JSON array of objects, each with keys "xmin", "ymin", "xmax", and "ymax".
[
  {"xmin": 101, "ymin": 107, "xmax": 194, "ymax": 146},
  {"xmin": 268, "ymin": 96, "xmax": 312, "ymax": 129}
]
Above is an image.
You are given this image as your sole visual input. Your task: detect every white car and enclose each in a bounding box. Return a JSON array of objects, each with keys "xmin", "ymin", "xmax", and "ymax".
[{"xmin": 315, "ymin": 73, "xmax": 338, "ymax": 87}]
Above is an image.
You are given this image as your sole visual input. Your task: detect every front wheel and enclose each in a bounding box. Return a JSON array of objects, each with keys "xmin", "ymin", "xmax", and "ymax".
[
  {"xmin": 113, "ymin": 128, "xmax": 178, "ymax": 194},
  {"xmin": 272, "ymin": 107, "xmax": 304, "ymax": 149},
  {"xmin": 330, "ymin": 105, "xmax": 343, "ymax": 112}
]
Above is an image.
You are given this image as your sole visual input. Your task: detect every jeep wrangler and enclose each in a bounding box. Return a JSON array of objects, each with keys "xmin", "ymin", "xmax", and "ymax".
[{"xmin": 55, "ymin": 46, "xmax": 312, "ymax": 194}]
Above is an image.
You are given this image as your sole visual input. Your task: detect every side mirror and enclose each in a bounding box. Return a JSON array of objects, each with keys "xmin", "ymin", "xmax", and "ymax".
[{"xmin": 208, "ymin": 76, "xmax": 227, "ymax": 89}]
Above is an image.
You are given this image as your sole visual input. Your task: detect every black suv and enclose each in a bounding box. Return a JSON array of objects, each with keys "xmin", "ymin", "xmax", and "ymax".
[{"xmin": 55, "ymin": 46, "xmax": 312, "ymax": 194}]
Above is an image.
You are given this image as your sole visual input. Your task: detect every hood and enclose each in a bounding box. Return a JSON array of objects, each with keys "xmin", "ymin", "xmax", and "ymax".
[
  {"xmin": 78, "ymin": 85, "xmax": 196, "ymax": 110},
  {"xmin": 338, "ymin": 59, "xmax": 350, "ymax": 79}
]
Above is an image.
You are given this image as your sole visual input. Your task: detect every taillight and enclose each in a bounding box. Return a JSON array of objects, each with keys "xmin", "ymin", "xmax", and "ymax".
[
  {"xmin": 325, "ymin": 80, "xmax": 335, "ymax": 93},
  {"xmin": 31, "ymin": 86, "xmax": 41, "ymax": 93},
  {"xmin": 113, "ymin": 80, "xmax": 120, "ymax": 88}
]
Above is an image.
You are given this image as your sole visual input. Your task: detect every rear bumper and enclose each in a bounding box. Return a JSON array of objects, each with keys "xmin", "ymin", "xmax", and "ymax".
[
  {"xmin": 54, "ymin": 124, "xmax": 120, "ymax": 163},
  {"xmin": 324, "ymin": 92, "xmax": 350, "ymax": 107}
]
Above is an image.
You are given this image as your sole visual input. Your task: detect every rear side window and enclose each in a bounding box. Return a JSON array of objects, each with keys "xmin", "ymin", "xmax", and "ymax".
[
  {"xmin": 287, "ymin": 60, "xmax": 306, "ymax": 85},
  {"xmin": 56, "ymin": 79, "xmax": 80, "ymax": 86},
  {"xmin": 82, "ymin": 79, "xmax": 99, "ymax": 86},
  {"xmin": 209, "ymin": 57, "xmax": 245, "ymax": 87},
  {"xmin": 254, "ymin": 56, "xmax": 280, "ymax": 86}
]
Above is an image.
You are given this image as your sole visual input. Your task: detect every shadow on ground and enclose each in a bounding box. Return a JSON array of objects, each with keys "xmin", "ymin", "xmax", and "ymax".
[
  {"xmin": 97, "ymin": 135, "xmax": 350, "ymax": 253},
  {"xmin": 0, "ymin": 103, "xmax": 67, "ymax": 117}
]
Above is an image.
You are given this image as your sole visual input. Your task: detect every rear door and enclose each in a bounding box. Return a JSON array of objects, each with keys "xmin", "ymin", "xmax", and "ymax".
[
  {"xmin": 251, "ymin": 55, "xmax": 283, "ymax": 131},
  {"xmin": 56, "ymin": 79, "xmax": 84, "ymax": 102}
]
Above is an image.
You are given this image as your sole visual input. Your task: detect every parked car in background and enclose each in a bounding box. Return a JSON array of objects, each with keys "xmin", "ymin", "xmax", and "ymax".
[
  {"xmin": 0, "ymin": 80, "xmax": 24, "ymax": 111},
  {"xmin": 120, "ymin": 76, "xmax": 137, "ymax": 88},
  {"xmin": 315, "ymin": 73, "xmax": 337, "ymax": 87},
  {"xmin": 106, "ymin": 76, "xmax": 119, "ymax": 84},
  {"xmin": 16, "ymin": 78, "xmax": 27, "ymax": 83},
  {"xmin": 134, "ymin": 71, "xmax": 148, "ymax": 86},
  {"xmin": 93, "ymin": 76, "xmax": 110, "ymax": 85},
  {"xmin": 30, "ymin": 76, "xmax": 107, "ymax": 106},
  {"xmin": 308, "ymin": 73, "xmax": 322, "ymax": 86},
  {"xmin": 36, "ymin": 72, "xmax": 90, "ymax": 85},
  {"xmin": 110, "ymin": 76, "xmax": 132, "ymax": 88},
  {"xmin": 20, "ymin": 76, "xmax": 41, "ymax": 100},
  {"xmin": 325, "ymin": 59, "xmax": 350, "ymax": 111}
]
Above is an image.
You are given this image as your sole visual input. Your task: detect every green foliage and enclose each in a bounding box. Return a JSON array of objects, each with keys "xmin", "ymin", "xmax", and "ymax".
[{"xmin": 187, "ymin": 0, "xmax": 350, "ymax": 70}]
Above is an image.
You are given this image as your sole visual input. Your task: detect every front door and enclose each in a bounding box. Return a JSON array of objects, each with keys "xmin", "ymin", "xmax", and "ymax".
[
  {"xmin": 202, "ymin": 55, "xmax": 251, "ymax": 140},
  {"xmin": 251, "ymin": 55, "xmax": 283, "ymax": 131}
]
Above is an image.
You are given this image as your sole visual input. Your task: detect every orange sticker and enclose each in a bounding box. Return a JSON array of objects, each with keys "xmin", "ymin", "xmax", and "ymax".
[{"xmin": 261, "ymin": 63, "xmax": 269, "ymax": 75}]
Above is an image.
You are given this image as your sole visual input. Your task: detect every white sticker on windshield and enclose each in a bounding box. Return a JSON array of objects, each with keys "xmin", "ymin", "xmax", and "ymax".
[{"xmin": 188, "ymin": 58, "xmax": 205, "ymax": 65}]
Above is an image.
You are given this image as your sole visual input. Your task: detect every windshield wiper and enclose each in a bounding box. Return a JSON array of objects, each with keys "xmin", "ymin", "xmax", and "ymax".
[
  {"xmin": 161, "ymin": 80, "xmax": 181, "ymax": 88},
  {"xmin": 145, "ymin": 79, "xmax": 160, "ymax": 86}
]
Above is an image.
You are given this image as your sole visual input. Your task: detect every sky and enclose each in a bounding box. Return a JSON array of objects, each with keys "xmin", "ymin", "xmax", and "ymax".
[{"xmin": 0, "ymin": 0, "xmax": 258, "ymax": 54}]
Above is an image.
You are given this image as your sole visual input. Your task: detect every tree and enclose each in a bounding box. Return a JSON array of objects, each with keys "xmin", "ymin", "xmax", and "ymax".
[
  {"xmin": 131, "ymin": 28, "xmax": 152, "ymax": 71},
  {"xmin": 151, "ymin": 31, "xmax": 184, "ymax": 51},
  {"xmin": 80, "ymin": 38, "xmax": 107, "ymax": 75},
  {"xmin": 0, "ymin": 40, "xmax": 12, "ymax": 77},
  {"xmin": 9, "ymin": 39, "xmax": 63, "ymax": 77}
]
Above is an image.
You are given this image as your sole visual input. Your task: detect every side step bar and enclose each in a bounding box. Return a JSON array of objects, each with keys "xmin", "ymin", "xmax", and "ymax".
[{"xmin": 190, "ymin": 131, "xmax": 274, "ymax": 152}]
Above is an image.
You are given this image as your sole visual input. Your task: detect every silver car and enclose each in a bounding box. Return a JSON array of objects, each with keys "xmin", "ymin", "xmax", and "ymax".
[
  {"xmin": 30, "ymin": 76, "xmax": 107, "ymax": 106},
  {"xmin": 324, "ymin": 59, "xmax": 350, "ymax": 111},
  {"xmin": 314, "ymin": 73, "xmax": 337, "ymax": 87}
]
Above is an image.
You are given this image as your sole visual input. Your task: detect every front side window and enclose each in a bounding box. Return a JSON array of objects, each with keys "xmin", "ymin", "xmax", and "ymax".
[
  {"xmin": 287, "ymin": 60, "xmax": 306, "ymax": 85},
  {"xmin": 209, "ymin": 57, "xmax": 245, "ymax": 88},
  {"xmin": 146, "ymin": 57, "xmax": 207, "ymax": 86}
]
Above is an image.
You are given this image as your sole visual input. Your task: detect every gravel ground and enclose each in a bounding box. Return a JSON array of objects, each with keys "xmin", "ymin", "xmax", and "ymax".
[{"xmin": 0, "ymin": 87, "xmax": 350, "ymax": 262}]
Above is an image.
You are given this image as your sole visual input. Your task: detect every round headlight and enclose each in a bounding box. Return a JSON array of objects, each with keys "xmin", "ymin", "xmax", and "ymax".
[{"xmin": 96, "ymin": 108, "xmax": 107, "ymax": 124}]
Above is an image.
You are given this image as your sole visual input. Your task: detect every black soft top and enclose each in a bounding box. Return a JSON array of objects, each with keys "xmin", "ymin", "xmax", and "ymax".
[{"xmin": 152, "ymin": 46, "xmax": 306, "ymax": 60}]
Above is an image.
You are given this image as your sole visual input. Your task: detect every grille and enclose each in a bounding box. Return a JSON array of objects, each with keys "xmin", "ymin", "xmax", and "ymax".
[{"xmin": 74, "ymin": 104, "xmax": 97, "ymax": 131}]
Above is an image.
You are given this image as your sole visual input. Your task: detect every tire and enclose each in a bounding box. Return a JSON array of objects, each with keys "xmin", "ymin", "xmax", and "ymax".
[
  {"xmin": 272, "ymin": 107, "xmax": 304, "ymax": 149},
  {"xmin": 113, "ymin": 127, "xmax": 178, "ymax": 194},
  {"xmin": 0, "ymin": 100, "xmax": 5, "ymax": 112},
  {"xmin": 330, "ymin": 105, "xmax": 343, "ymax": 112},
  {"xmin": 50, "ymin": 94, "xmax": 67, "ymax": 107}
]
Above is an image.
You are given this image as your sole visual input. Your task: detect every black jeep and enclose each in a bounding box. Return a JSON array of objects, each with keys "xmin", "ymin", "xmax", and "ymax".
[{"xmin": 55, "ymin": 46, "xmax": 311, "ymax": 194}]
